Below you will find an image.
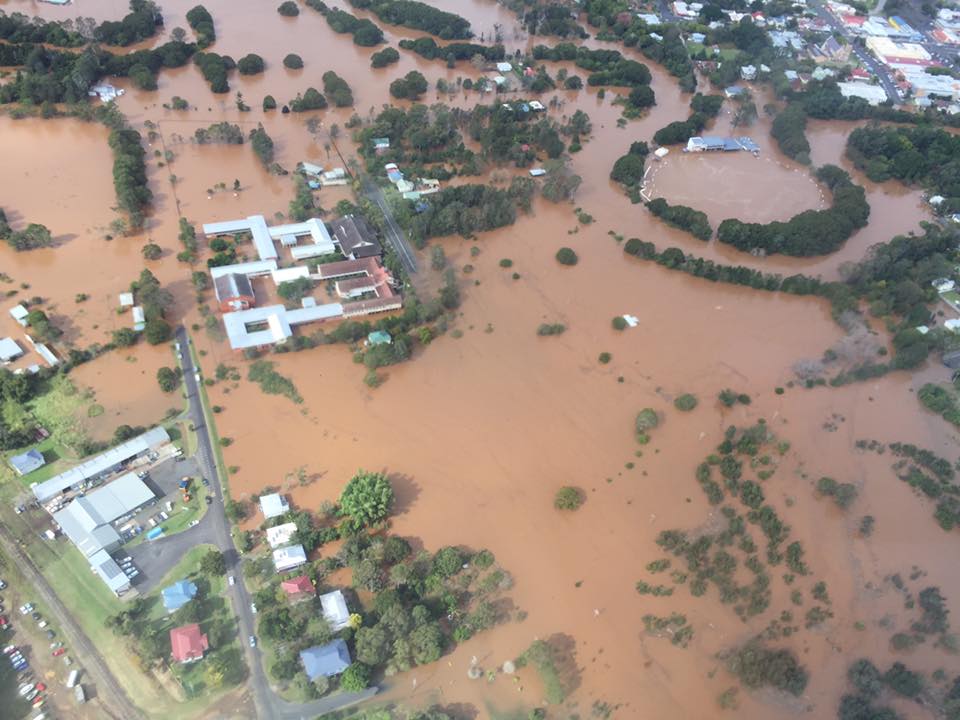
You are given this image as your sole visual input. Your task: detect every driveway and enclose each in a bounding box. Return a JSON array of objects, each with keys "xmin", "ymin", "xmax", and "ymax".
[{"xmin": 126, "ymin": 513, "xmax": 217, "ymax": 595}]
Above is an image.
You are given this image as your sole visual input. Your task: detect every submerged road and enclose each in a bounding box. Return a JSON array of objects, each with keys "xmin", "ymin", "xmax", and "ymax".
[
  {"xmin": 361, "ymin": 176, "xmax": 419, "ymax": 275},
  {"xmin": 0, "ymin": 524, "xmax": 143, "ymax": 720},
  {"xmin": 176, "ymin": 327, "xmax": 378, "ymax": 719}
]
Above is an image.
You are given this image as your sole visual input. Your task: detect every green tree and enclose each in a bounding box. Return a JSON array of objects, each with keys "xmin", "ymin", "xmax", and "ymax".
[
  {"xmin": 113, "ymin": 327, "xmax": 138, "ymax": 347},
  {"xmin": 339, "ymin": 470, "xmax": 394, "ymax": 530},
  {"xmin": 355, "ymin": 625, "xmax": 390, "ymax": 665},
  {"xmin": 156, "ymin": 366, "xmax": 179, "ymax": 392},
  {"xmin": 283, "ymin": 53, "xmax": 303, "ymax": 69},
  {"xmin": 141, "ymin": 242, "xmax": 162, "ymax": 260},
  {"xmin": 200, "ymin": 548, "xmax": 226, "ymax": 576},
  {"xmin": 340, "ymin": 662, "xmax": 371, "ymax": 691},
  {"xmin": 555, "ymin": 247, "xmax": 578, "ymax": 266},
  {"xmin": 237, "ymin": 53, "xmax": 265, "ymax": 75},
  {"xmin": 277, "ymin": 1, "xmax": 299, "ymax": 16},
  {"xmin": 554, "ymin": 487, "xmax": 583, "ymax": 510}
]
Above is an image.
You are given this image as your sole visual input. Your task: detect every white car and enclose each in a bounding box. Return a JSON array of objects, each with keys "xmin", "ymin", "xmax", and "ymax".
[
  {"xmin": 250, "ymin": 603, "xmax": 257, "ymax": 614},
  {"xmin": 19, "ymin": 604, "xmax": 33, "ymax": 615},
  {"xmin": 228, "ymin": 576, "xmax": 235, "ymax": 586},
  {"xmin": 18, "ymin": 683, "xmax": 33, "ymax": 696}
]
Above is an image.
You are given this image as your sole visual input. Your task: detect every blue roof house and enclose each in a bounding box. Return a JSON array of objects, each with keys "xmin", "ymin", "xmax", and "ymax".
[
  {"xmin": 162, "ymin": 579, "xmax": 198, "ymax": 613},
  {"xmin": 300, "ymin": 639, "xmax": 351, "ymax": 680},
  {"xmin": 9, "ymin": 449, "xmax": 45, "ymax": 476}
]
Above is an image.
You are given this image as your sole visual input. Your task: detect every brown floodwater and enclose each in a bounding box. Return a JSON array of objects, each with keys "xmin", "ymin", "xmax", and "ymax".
[{"xmin": 2, "ymin": 1, "xmax": 959, "ymax": 718}]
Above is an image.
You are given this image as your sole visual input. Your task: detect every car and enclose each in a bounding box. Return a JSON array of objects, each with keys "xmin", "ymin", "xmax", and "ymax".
[
  {"xmin": 228, "ymin": 576, "xmax": 235, "ymax": 586},
  {"xmin": 13, "ymin": 661, "xmax": 27, "ymax": 671},
  {"xmin": 249, "ymin": 635, "xmax": 256, "ymax": 647},
  {"xmin": 3, "ymin": 645, "xmax": 16, "ymax": 654},
  {"xmin": 49, "ymin": 642, "xmax": 62, "ymax": 650},
  {"xmin": 35, "ymin": 682, "xmax": 45, "ymax": 692},
  {"xmin": 201, "ymin": 477, "xmax": 210, "ymax": 486},
  {"xmin": 18, "ymin": 604, "xmax": 32, "ymax": 615},
  {"xmin": 0, "ymin": 617, "xmax": 9, "ymax": 626},
  {"xmin": 30, "ymin": 612, "xmax": 39, "ymax": 621},
  {"xmin": 127, "ymin": 570, "xmax": 139, "ymax": 579},
  {"xmin": 51, "ymin": 648, "xmax": 65, "ymax": 657},
  {"xmin": 25, "ymin": 689, "xmax": 37, "ymax": 701},
  {"xmin": 0, "ymin": 580, "xmax": 5, "ymax": 590},
  {"xmin": 31, "ymin": 696, "xmax": 43, "ymax": 707},
  {"xmin": 250, "ymin": 603, "xmax": 257, "ymax": 614},
  {"xmin": 18, "ymin": 683, "xmax": 33, "ymax": 695},
  {"xmin": 205, "ymin": 496, "xmax": 212, "ymax": 505}
]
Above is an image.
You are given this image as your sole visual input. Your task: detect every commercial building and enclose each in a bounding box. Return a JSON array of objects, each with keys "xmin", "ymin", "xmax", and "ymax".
[
  {"xmin": 170, "ymin": 624, "xmax": 209, "ymax": 663},
  {"xmin": 202, "ymin": 215, "xmax": 337, "ymax": 263},
  {"xmin": 53, "ymin": 473, "xmax": 155, "ymax": 557},
  {"xmin": 837, "ymin": 81, "xmax": 889, "ymax": 105},
  {"xmin": 33, "ymin": 426, "xmax": 169, "ymax": 503},
  {"xmin": 90, "ymin": 550, "xmax": 131, "ymax": 596},
  {"xmin": 273, "ymin": 544, "xmax": 307, "ymax": 573},
  {"xmin": 685, "ymin": 136, "xmax": 760, "ymax": 153},
  {"xmin": 867, "ymin": 36, "xmax": 931, "ymax": 65},
  {"xmin": 260, "ymin": 492, "xmax": 289, "ymax": 519},
  {"xmin": 9, "ymin": 449, "xmax": 45, "ymax": 476},
  {"xmin": 300, "ymin": 639, "xmax": 351, "ymax": 680},
  {"xmin": 320, "ymin": 589, "xmax": 351, "ymax": 631}
]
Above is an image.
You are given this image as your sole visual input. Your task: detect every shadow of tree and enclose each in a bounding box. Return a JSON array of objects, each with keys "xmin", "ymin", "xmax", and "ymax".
[
  {"xmin": 546, "ymin": 632, "xmax": 582, "ymax": 698},
  {"xmin": 387, "ymin": 471, "xmax": 420, "ymax": 517}
]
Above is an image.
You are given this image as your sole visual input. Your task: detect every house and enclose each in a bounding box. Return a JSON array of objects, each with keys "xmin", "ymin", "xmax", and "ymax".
[
  {"xmin": 273, "ymin": 544, "xmax": 308, "ymax": 573},
  {"xmin": 367, "ymin": 330, "xmax": 392, "ymax": 346},
  {"xmin": 9, "ymin": 449, "xmax": 45, "ymax": 476},
  {"xmin": 118, "ymin": 293, "xmax": 134, "ymax": 308},
  {"xmin": 329, "ymin": 215, "xmax": 381, "ymax": 260},
  {"xmin": 0, "ymin": 337, "xmax": 22, "ymax": 363},
  {"xmin": 9, "ymin": 304, "xmax": 29, "ymax": 327},
  {"xmin": 162, "ymin": 580, "xmax": 198, "ymax": 613},
  {"xmin": 813, "ymin": 35, "xmax": 850, "ymax": 63},
  {"xmin": 281, "ymin": 574, "xmax": 314, "ymax": 599},
  {"xmin": 529, "ymin": 100, "xmax": 545, "ymax": 111},
  {"xmin": 214, "ymin": 273, "xmax": 256, "ymax": 312},
  {"xmin": 724, "ymin": 86, "xmax": 746, "ymax": 98},
  {"xmin": 320, "ymin": 589, "xmax": 351, "ymax": 631},
  {"xmin": 300, "ymin": 639, "xmax": 351, "ymax": 680},
  {"xmin": 740, "ymin": 64, "xmax": 757, "ymax": 80},
  {"xmin": 385, "ymin": 163, "xmax": 404, "ymax": 184},
  {"xmin": 848, "ymin": 68, "xmax": 872, "ymax": 82},
  {"xmin": 934, "ymin": 278, "xmax": 956, "ymax": 292},
  {"xmin": 529, "ymin": 168, "xmax": 546, "ymax": 177},
  {"xmin": 637, "ymin": 12, "xmax": 660, "ymax": 25},
  {"xmin": 930, "ymin": 195, "xmax": 946, "ymax": 207},
  {"xmin": 301, "ymin": 162, "xmax": 324, "ymax": 177},
  {"xmin": 132, "ymin": 306, "xmax": 145, "ymax": 332},
  {"xmin": 170, "ymin": 624, "xmax": 209, "ymax": 664},
  {"xmin": 266, "ymin": 522, "xmax": 298, "ymax": 548},
  {"xmin": 260, "ymin": 493, "xmax": 289, "ymax": 519},
  {"xmin": 496, "ymin": 62, "xmax": 513, "ymax": 73},
  {"xmin": 88, "ymin": 84, "xmax": 124, "ymax": 101}
]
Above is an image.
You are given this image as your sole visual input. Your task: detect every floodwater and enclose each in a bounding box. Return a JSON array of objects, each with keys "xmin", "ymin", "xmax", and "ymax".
[{"xmin": 2, "ymin": 0, "xmax": 959, "ymax": 718}]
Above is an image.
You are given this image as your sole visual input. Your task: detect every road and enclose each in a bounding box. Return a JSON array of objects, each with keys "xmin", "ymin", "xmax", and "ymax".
[
  {"xmin": 176, "ymin": 327, "xmax": 378, "ymax": 720},
  {"xmin": 360, "ymin": 176, "xmax": 419, "ymax": 275},
  {"xmin": 0, "ymin": 524, "xmax": 144, "ymax": 720}
]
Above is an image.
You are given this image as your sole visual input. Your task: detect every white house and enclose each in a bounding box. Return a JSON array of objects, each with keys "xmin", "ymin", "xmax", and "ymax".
[
  {"xmin": 320, "ymin": 589, "xmax": 351, "ymax": 631},
  {"xmin": 273, "ymin": 544, "xmax": 307, "ymax": 573},
  {"xmin": 260, "ymin": 492, "xmax": 290, "ymax": 519},
  {"xmin": 266, "ymin": 522, "xmax": 298, "ymax": 548}
]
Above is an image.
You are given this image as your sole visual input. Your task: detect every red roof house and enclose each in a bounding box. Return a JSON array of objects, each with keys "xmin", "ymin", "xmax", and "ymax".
[
  {"xmin": 170, "ymin": 623, "xmax": 209, "ymax": 664},
  {"xmin": 281, "ymin": 575, "xmax": 314, "ymax": 599}
]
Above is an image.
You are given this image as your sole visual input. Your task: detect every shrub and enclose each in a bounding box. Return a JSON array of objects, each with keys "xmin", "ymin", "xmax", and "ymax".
[
  {"xmin": 612, "ymin": 316, "xmax": 628, "ymax": 331},
  {"xmin": 283, "ymin": 53, "xmax": 303, "ymax": 69},
  {"xmin": 371, "ymin": 46, "xmax": 400, "ymax": 68},
  {"xmin": 499, "ymin": 258, "xmax": 513, "ymax": 268},
  {"xmin": 598, "ymin": 352, "xmax": 611, "ymax": 364},
  {"xmin": 237, "ymin": 53, "xmax": 265, "ymax": 75},
  {"xmin": 277, "ymin": 1, "xmax": 299, "ymax": 16},
  {"xmin": 340, "ymin": 663, "xmax": 370, "ymax": 691},
  {"xmin": 674, "ymin": 394, "xmax": 698, "ymax": 411},
  {"xmin": 555, "ymin": 247, "xmax": 578, "ymax": 265},
  {"xmin": 635, "ymin": 408, "xmax": 659, "ymax": 434},
  {"xmin": 141, "ymin": 242, "xmax": 162, "ymax": 260},
  {"xmin": 262, "ymin": 95, "xmax": 277, "ymax": 111},
  {"xmin": 156, "ymin": 367, "xmax": 180, "ymax": 392},
  {"xmin": 389, "ymin": 70, "xmax": 428, "ymax": 100},
  {"xmin": 537, "ymin": 323, "xmax": 566, "ymax": 336},
  {"xmin": 554, "ymin": 487, "xmax": 583, "ymax": 510}
]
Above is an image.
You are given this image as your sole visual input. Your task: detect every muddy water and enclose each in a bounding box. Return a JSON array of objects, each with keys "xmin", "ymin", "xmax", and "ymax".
[{"xmin": 2, "ymin": 1, "xmax": 958, "ymax": 718}]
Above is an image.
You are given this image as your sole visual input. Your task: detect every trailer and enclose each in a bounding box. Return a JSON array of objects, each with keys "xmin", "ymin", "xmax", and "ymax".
[{"xmin": 66, "ymin": 670, "xmax": 79, "ymax": 688}]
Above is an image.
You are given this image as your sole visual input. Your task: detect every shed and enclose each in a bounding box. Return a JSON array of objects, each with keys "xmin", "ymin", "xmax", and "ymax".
[
  {"xmin": 300, "ymin": 639, "xmax": 351, "ymax": 680},
  {"xmin": 9, "ymin": 449, "xmax": 45, "ymax": 476},
  {"xmin": 132, "ymin": 306, "xmax": 145, "ymax": 332},
  {"xmin": 301, "ymin": 162, "xmax": 324, "ymax": 177},
  {"xmin": 9, "ymin": 304, "xmax": 29, "ymax": 327},
  {"xmin": 367, "ymin": 330, "xmax": 392, "ymax": 346},
  {"xmin": 118, "ymin": 293, "xmax": 134, "ymax": 308}
]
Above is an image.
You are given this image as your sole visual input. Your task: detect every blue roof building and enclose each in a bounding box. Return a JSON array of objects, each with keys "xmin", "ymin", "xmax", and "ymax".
[
  {"xmin": 9, "ymin": 449, "xmax": 45, "ymax": 476},
  {"xmin": 300, "ymin": 639, "xmax": 351, "ymax": 680},
  {"xmin": 162, "ymin": 579, "xmax": 198, "ymax": 613}
]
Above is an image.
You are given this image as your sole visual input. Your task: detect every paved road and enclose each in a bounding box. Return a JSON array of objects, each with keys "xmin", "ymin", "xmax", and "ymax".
[
  {"xmin": 360, "ymin": 176, "xmax": 419, "ymax": 275},
  {"xmin": 176, "ymin": 327, "xmax": 378, "ymax": 720},
  {"xmin": 0, "ymin": 524, "xmax": 143, "ymax": 720},
  {"xmin": 127, "ymin": 516, "xmax": 217, "ymax": 595}
]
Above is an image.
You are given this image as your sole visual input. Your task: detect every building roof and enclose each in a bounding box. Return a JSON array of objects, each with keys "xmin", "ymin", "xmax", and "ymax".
[
  {"xmin": 209, "ymin": 260, "xmax": 278, "ymax": 280},
  {"xmin": 0, "ymin": 337, "xmax": 23, "ymax": 362},
  {"xmin": 329, "ymin": 215, "xmax": 381, "ymax": 259},
  {"xmin": 33, "ymin": 427, "xmax": 169, "ymax": 502},
  {"xmin": 367, "ymin": 331, "xmax": 392, "ymax": 345},
  {"xmin": 837, "ymin": 81, "xmax": 889, "ymax": 104},
  {"xmin": 320, "ymin": 589, "xmax": 350, "ymax": 630},
  {"xmin": 9, "ymin": 449, "xmax": 45, "ymax": 476},
  {"xmin": 273, "ymin": 544, "xmax": 307, "ymax": 572},
  {"xmin": 9, "ymin": 304, "xmax": 29, "ymax": 324},
  {"xmin": 203, "ymin": 215, "xmax": 278, "ymax": 261},
  {"xmin": 281, "ymin": 574, "xmax": 314, "ymax": 596},
  {"xmin": 118, "ymin": 292, "xmax": 134, "ymax": 307},
  {"xmin": 89, "ymin": 549, "xmax": 131, "ymax": 595},
  {"xmin": 214, "ymin": 273, "xmax": 254, "ymax": 304},
  {"xmin": 300, "ymin": 639, "xmax": 351, "ymax": 680},
  {"xmin": 53, "ymin": 474, "xmax": 154, "ymax": 556},
  {"xmin": 260, "ymin": 493, "xmax": 289, "ymax": 518},
  {"xmin": 85, "ymin": 472, "xmax": 154, "ymax": 520},
  {"xmin": 266, "ymin": 522, "xmax": 298, "ymax": 548},
  {"xmin": 162, "ymin": 580, "xmax": 198, "ymax": 612},
  {"xmin": 170, "ymin": 624, "xmax": 209, "ymax": 662}
]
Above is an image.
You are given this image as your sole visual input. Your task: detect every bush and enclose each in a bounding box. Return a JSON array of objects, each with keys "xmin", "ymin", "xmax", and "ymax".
[
  {"xmin": 554, "ymin": 487, "xmax": 583, "ymax": 510},
  {"xmin": 262, "ymin": 95, "xmax": 277, "ymax": 111},
  {"xmin": 537, "ymin": 323, "xmax": 566, "ymax": 336},
  {"xmin": 555, "ymin": 247, "xmax": 578, "ymax": 266},
  {"xmin": 371, "ymin": 46, "xmax": 400, "ymax": 68},
  {"xmin": 237, "ymin": 53, "xmax": 265, "ymax": 75},
  {"xmin": 277, "ymin": 1, "xmax": 299, "ymax": 16},
  {"xmin": 282, "ymin": 53, "xmax": 303, "ymax": 69},
  {"xmin": 635, "ymin": 408, "xmax": 659, "ymax": 433},
  {"xmin": 156, "ymin": 367, "xmax": 180, "ymax": 392},
  {"xmin": 499, "ymin": 258, "xmax": 513, "ymax": 268},
  {"xmin": 389, "ymin": 70, "xmax": 428, "ymax": 100},
  {"xmin": 598, "ymin": 352, "xmax": 611, "ymax": 364},
  {"xmin": 339, "ymin": 663, "xmax": 370, "ymax": 691},
  {"xmin": 141, "ymin": 242, "xmax": 162, "ymax": 260},
  {"xmin": 612, "ymin": 316, "xmax": 627, "ymax": 331},
  {"xmin": 674, "ymin": 394, "xmax": 697, "ymax": 411}
]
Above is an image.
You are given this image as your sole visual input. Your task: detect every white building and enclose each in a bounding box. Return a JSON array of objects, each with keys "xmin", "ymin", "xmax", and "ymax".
[
  {"xmin": 0, "ymin": 337, "xmax": 23, "ymax": 363},
  {"xmin": 266, "ymin": 522, "xmax": 298, "ymax": 548},
  {"xmin": 320, "ymin": 590, "xmax": 351, "ymax": 631},
  {"xmin": 837, "ymin": 82, "xmax": 888, "ymax": 105},
  {"xmin": 260, "ymin": 492, "xmax": 289, "ymax": 519},
  {"xmin": 9, "ymin": 304, "xmax": 29, "ymax": 327},
  {"xmin": 273, "ymin": 544, "xmax": 307, "ymax": 573}
]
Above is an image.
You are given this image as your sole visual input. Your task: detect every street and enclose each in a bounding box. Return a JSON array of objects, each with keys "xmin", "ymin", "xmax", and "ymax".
[{"xmin": 360, "ymin": 176, "xmax": 419, "ymax": 275}]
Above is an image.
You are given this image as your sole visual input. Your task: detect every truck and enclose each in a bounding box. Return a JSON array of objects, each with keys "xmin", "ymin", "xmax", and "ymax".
[
  {"xmin": 66, "ymin": 670, "xmax": 79, "ymax": 688},
  {"xmin": 74, "ymin": 684, "xmax": 85, "ymax": 704}
]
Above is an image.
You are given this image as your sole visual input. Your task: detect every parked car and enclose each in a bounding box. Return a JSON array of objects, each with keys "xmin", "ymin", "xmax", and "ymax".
[
  {"xmin": 18, "ymin": 683, "xmax": 33, "ymax": 695},
  {"xmin": 228, "ymin": 576, "xmax": 235, "ymax": 586},
  {"xmin": 37, "ymin": 621, "xmax": 47, "ymax": 629},
  {"xmin": 51, "ymin": 648, "xmax": 65, "ymax": 657},
  {"xmin": 0, "ymin": 579, "xmax": 6, "ymax": 590},
  {"xmin": 248, "ymin": 635, "xmax": 256, "ymax": 647},
  {"xmin": 35, "ymin": 682, "xmax": 45, "ymax": 691},
  {"xmin": 3, "ymin": 645, "xmax": 16, "ymax": 654},
  {"xmin": 250, "ymin": 603, "xmax": 257, "ymax": 614},
  {"xmin": 25, "ymin": 689, "xmax": 37, "ymax": 702},
  {"xmin": 18, "ymin": 604, "xmax": 33, "ymax": 615}
]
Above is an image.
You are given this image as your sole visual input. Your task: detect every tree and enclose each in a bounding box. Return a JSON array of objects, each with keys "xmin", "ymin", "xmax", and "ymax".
[
  {"xmin": 144, "ymin": 317, "xmax": 172, "ymax": 345},
  {"xmin": 409, "ymin": 622, "xmax": 443, "ymax": 665},
  {"xmin": 541, "ymin": 161, "xmax": 581, "ymax": 202},
  {"xmin": 141, "ymin": 242, "xmax": 162, "ymax": 260},
  {"xmin": 113, "ymin": 327, "xmax": 138, "ymax": 347},
  {"xmin": 263, "ymin": 95, "xmax": 277, "ymax": 111},
  {"xmin": 322, "ymin": 70, "xmax": 354, "ymax": 107},
  {"xmin": 237, "ymin": 53, "xmax": 265, "ymax": 75},
  {"xmin": 554, "ymin": 487, "xmax": 583, "ymax": 510},
  {"xmin": 283, "ymin": 53, "xmax": 303, "ymax": 69},
  {"xmin": 340, "ymin": 662, "xmax": 371, "ymax": 691},
  {"xmin": 390, "ymin": 71, "xmax": 428, "ymax": 100},
  {"xmin": 339, "ymin": 470, "xmax": 394, "ymax": 530},
  {"xmin": 555, "ymin": 247, "xmax": 578, "ymax": 266},
  {"xmin": 249, "ymin": 125, "xmax": 275, "ymax": 166},
  {"xmin": 355, "ymin": 626, "xmax": 390, "ymax": 666},
  {"xmin": 371, "ymin": 47, "xmax": 400, "ymax": 68},
  {"xmin": 156, "ymin": 366, "xmax": 179, "ymax": 392},
  {"xmin": 674, "ymin": 394, "xmax": 698, "ymax": 411},
  {"xmin": 200, "ymin": 548, "xmax": 226, "ymax": 576},
  {"xmin": 277, "ymin": 1, "xmax": 299, "ymax": 16}
]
